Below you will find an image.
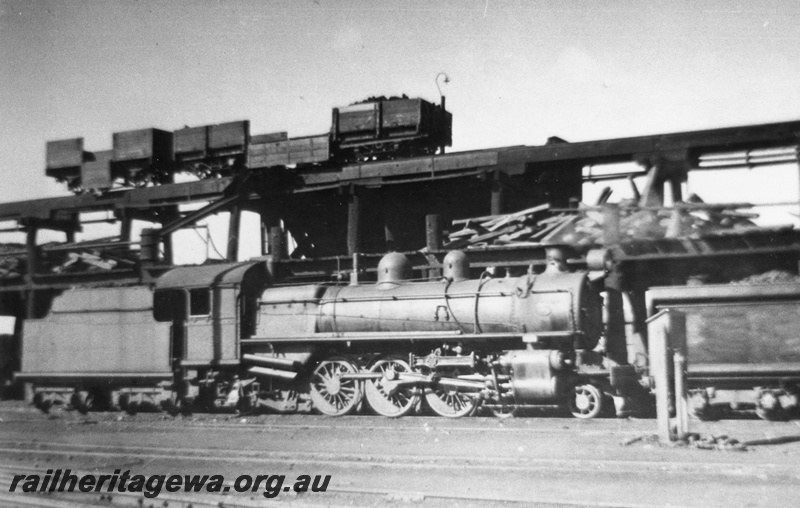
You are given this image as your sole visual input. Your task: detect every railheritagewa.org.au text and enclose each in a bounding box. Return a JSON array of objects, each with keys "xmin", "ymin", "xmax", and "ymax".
[{"xmin": 9, "ymin": 469, "xmax": 331, "ymax": 499}]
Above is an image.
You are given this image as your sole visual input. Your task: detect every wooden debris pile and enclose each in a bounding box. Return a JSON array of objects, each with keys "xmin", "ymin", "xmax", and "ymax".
[
  {"xmin": 444, "ymin": 194, "xmax": 768, "ymax": 250},
  {"xmin": 50, "ymin": 250, "xmax": 133, "ymax": 274},
  {"xmin": 48, "ymin": 237, "xmax": 138, "ymax": 274},
  {"xmin": 443, "ymin": 204, "xmax": 559, "ymax": 249},
  {"xmin": 0, "ymin": 238, "xmax": 138, "ymax": 278},
  {"xmin": 0, "ymin": 243, "xmax": 24, "ymax": 279}
]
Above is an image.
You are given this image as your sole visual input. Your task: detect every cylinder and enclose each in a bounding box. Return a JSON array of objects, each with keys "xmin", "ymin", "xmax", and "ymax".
[{"xmin": 500, "ymin": 349, "xmax": 567, "ymax": 402}]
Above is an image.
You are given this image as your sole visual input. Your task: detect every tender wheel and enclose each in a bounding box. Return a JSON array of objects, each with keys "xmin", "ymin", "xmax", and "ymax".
[
  {"xmin": 121, "ymin": 393, "xmax": 142, "ymax": 415},
  {"xmin": 424, "ymin": 375, "xmax": 478, "ymax": 418},
  {"xmin": 309, "ymin": 357, "xmax": 362, "ymax": 416},
  {"xmin": 161, "ymin": 394, "xmax": 183, "ymax": 416},
  {"xmin": 71, "ymin": 391, "xmax": 94, "ymax": 414},
  {"xmin": 779, "ymin": 391, "xmax": 799, "ymax": 419},
  {"xmin": 569, "ymin": 384, "xmax": 604, "ymax": 419},
  {"xmin": 33, "ymin": 392, "xmax": 52, "ymax": 414},
  {"xmin": 688, "ymin": 392, "xmax": 717, "ymax": 421},
  {"xmin": 126, "ymin": 401, "xmax": 140, "ymax": 416},
  {"xmin": 364, "ymin": 356, "xmax": 419, "ymax": 418},
  {"xmin": 756, "ymin": 390, "xmax": 785, "ymax": 421},
  {"xmin": 180, "ymin": 397, "xmax": 195, "ymax": 416},
  {"xmin": 118, "ymin": 393, "xmax": 130, "ymax": 412}
]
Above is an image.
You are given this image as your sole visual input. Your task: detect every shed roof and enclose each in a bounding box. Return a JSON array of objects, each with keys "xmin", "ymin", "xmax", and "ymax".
[{"xmin": 156, "ymin": 261, "xmax": 265, "ymax": 290}]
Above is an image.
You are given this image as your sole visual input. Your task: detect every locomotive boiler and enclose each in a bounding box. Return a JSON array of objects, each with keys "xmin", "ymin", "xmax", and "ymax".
[
  {"xmin": 16, "ymin": 250, "xmax": 606, "ymax": 418},
  {"xmin": 251, "ymin": 251, "xmax": 603, "ymax": 417},
  {"xmin": 258, "ymin": 252, "xmax": 600, "ymax": 346}
]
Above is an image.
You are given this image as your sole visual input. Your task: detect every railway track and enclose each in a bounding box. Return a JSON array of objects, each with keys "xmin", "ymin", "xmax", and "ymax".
[
  {"xmin": 0, "ymin": 463, "xmax": 659, "ymax": 508},
  {"xmin": 0, "ymin": 415, "xmax": 651, "ymax": 437},
  {"xmin": 1, "ymin": 438, "xmax": 799, "ymax": 481},
  {"xmin": 3, "ymin": 410, "xmax": 800, "ymax": 507}
]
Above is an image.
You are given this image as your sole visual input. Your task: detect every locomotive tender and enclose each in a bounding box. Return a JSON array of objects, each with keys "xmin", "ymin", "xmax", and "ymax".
[{"xmin": 17, "ymin": 249, "xmax": 614, "ymax": 418}]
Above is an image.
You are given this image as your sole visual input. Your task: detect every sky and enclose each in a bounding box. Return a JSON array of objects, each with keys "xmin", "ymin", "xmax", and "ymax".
[{"xmin": 1, "ymin": 0, "xmax": 800, "ymax": 258}]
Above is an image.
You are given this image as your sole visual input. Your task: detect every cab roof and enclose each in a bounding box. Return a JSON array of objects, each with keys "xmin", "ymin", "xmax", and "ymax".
[{"xmin": 156, "ymin": 261, "xmax": 266, "ymax": 290}]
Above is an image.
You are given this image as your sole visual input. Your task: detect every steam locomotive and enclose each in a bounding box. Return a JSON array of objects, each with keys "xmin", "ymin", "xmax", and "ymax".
[
  {"xmin": 12, "ymin": 246, "xmax": 800, "ymax": 421},
  {"xmin": 15, "ymin": 249, "xmax": 620, "ymax": 418},
  {"xmin": 45, "ymin": 96, "xmax": 452, "ymax": 193}
]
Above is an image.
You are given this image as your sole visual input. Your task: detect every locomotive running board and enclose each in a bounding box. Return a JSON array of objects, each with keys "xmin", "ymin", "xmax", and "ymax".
[
  {"xmin": 247, "ymin": 331, "xmax": 511, "ymax": 343},
  {"xmin": 244, "ymin": 331, "xmax": 576, "ymax": 344}
]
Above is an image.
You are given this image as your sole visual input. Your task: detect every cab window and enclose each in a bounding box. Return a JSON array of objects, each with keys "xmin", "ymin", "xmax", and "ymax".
[{"xmin": 189, "ymin": 288, "xmax": 211, "ymax": 316}]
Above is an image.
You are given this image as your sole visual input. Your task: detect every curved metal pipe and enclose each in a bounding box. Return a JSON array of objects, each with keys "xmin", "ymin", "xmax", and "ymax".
[
  {"xmin": 443, "ymin": 278, "xmax": 468, "ymax": 334},
  {"xmin": 473, "ymin": 271, "xmax": 492, "ymax": 334}
]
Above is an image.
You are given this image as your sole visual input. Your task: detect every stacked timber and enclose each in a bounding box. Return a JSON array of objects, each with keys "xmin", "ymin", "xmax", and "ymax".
[
  {"xmin": 48, "ymin": 237, "xmax": 138, "ymax": 274},
  {"xmin": 444, "ymin": 194, "xmax": 770, "ymax": 250},
  {"xmin": 0, "ymin": 243, "xmax": 24, "ymax": 279},
  {"xmin": 0, "ymin": 238, "xmax": 138, "ymax": 278},
  {"xmin": 443, "ymin": 204, "xmax": 566, "ymax": 249}
]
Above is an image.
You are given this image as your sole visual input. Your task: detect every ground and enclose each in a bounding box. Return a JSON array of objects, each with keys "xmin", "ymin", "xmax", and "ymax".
[{"xmin": 1, "ymin": 401, "xmax": 799, "ymax": 507}]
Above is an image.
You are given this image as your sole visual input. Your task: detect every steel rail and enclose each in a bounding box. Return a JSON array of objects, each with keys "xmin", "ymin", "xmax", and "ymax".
[{"xmin": 1, "ymin": 440, "xmax": 798, "ymax": 480}]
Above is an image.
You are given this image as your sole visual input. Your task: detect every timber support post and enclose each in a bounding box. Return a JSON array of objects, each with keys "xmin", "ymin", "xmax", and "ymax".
[
  {"xmin": 647, "ymin": 309, "xmax": 688, "ymax": 443},
  {"xmin": 347, "ymin": 186, "xmax": 361, "ymax": 256}
]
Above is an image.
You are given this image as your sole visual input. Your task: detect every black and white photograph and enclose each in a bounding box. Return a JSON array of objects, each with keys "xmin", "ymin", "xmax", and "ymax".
[{"xmin": 2, "ymin": 1, "xmax": 800, "ymax": 506}]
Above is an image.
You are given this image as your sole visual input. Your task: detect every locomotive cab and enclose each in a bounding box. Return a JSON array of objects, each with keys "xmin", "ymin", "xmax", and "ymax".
[
  {"xmin": 154, "ymin": 261, "xmax": 268, "ymax": 410},
  {"xmin": 155, "ymin": 261, "xmax": 268, "ymax": 368}
]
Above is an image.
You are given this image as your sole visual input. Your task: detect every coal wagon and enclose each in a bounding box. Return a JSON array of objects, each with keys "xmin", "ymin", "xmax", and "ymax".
[{"xmin": 648, "ymin": 282, "xmax": 800, "ymax": 420}]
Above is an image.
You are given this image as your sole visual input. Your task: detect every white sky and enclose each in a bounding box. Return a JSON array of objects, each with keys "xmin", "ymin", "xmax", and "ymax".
[{"xmin": 1, "ymin": 0, "xmax": 800, "ymax": 261}]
